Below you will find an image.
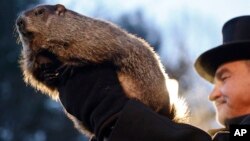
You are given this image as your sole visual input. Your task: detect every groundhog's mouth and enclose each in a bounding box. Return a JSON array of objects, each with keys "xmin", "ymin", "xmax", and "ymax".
[
  {"xmin": 36, "ymin": 50, "xmax": 62, "ymax": 65},
  {"xmin": 19, "ymin": 30, "xmax": 34, "ymax": 40},
  {"xmin": 24, "ymin": 31, "xmax": 33, "ymax": 38}
]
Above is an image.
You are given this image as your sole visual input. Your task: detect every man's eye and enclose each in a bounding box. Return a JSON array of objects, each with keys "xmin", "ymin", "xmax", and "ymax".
[{"xmin": 221, "ymin": 74, "xmax": 230, "ymax": 81}]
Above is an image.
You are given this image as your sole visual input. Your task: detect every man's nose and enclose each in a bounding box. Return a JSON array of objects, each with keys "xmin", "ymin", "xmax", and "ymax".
[{"xmin": 209, "ymin": 86, "xmax": 221, "ymax": 101}]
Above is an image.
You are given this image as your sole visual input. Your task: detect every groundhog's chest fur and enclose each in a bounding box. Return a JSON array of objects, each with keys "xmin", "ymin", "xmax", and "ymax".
[{"xmin": 16, "ymin": 4, "xmax": 187, "ymax": 136}]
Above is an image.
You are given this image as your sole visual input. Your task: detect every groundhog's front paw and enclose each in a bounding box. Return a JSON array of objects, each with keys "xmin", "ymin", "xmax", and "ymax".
[
  {"xmin": 42, "ymin": 70, "xmax": 60, "ymax": 86},
  {"xmin": 37, "ymin": 63, "xmax": 61, "ymax": 87}
]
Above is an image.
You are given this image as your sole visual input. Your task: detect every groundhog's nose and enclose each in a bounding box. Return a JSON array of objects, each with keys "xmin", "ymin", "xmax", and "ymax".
[
  {"xmin": 16, "ymin": 16, "xmax": 25, "ymax": 29},
  {"xmin": 16, "ymin": 16, "xmax": 33, "ymax": 39},
  {"xmin": 16, "ymin": 16, "xmax": 32, "ymax": 38}
]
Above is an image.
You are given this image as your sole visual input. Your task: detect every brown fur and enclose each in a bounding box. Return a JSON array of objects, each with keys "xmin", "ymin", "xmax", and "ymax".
[{"xmin": 16, "ymin": 4, "xmax": 188, "ymax": 137}]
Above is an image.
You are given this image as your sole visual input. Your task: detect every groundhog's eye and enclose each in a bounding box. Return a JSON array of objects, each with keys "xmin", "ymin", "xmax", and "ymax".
[{"xmin": 35, "ymin": 8, "xmax": 45, "ymax": 16}]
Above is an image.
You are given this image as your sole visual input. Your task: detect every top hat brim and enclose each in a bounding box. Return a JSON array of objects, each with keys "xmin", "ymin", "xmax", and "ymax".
[{"xmin": 194, "ymin": 41, "xmax": 250, "ymax": 83}]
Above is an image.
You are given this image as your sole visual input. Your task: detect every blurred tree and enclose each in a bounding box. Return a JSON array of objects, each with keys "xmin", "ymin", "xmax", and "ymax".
[{"xmin": 115, "ymin": 10, "xmax": 162, "ymax": 52}]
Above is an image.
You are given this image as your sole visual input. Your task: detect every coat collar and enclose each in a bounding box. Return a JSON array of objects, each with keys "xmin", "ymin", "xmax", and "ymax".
[
  {"xmin": 208, "ymin": 114, "xmax": 250, "ymax": 136},
  {"xmin": 225, "ymin": 114, "xmax": 250, "ymax": 129}
]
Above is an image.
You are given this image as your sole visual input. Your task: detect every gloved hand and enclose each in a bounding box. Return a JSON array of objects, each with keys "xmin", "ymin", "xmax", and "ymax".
[{"xmin": 57, "ymin": 65, "xmax": 129, "ymax": 140}]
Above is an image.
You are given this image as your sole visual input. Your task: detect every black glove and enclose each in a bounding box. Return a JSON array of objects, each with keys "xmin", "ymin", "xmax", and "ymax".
[{"xmin": 57, "ymin": 65, "xmax": 129, "ymax": 140}]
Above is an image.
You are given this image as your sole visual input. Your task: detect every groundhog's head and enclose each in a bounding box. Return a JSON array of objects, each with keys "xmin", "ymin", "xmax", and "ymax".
[
  {"xmin": 17, "ymin": 4, "xmax": 68, "ymax": 52},
  {"xmin": 16, "ymin": 4, "xmax": 73, "ymax": 98},
  {"xmin": 16, "ymin": 4, "xmax": 128, "ymax": 64}
]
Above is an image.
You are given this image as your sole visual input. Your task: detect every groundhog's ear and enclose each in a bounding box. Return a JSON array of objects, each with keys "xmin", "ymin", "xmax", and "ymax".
[{"xmin": 55, "ymin": 4, "xmax": 66, "ymax": 16}]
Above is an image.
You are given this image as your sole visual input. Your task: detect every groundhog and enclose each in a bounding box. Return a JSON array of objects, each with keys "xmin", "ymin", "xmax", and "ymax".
[{"xmin": 16, "ymin": 4, "xmax": 187, "ymax": 137}]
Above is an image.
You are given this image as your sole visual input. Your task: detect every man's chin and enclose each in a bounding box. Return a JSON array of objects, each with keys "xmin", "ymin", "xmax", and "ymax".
[{"xmin": 216, "ymin": 109, "xmax": 228, "ymax": 126}]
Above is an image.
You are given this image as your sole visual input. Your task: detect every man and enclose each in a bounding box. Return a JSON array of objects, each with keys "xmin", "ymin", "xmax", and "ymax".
[{"xmin": 194, "ymin": 15, "xmax": 250, "ymax": 140}]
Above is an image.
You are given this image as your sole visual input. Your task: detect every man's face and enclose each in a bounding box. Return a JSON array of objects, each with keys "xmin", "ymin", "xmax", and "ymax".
[{"xmin": 209, "ymin": 60, "xmax": 250, "ymax": 125}]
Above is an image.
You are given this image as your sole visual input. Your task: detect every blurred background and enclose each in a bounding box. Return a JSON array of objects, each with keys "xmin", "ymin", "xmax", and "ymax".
[{"xmin": 1, "ymin": 0, "xmax": 250, "ymax": 140}]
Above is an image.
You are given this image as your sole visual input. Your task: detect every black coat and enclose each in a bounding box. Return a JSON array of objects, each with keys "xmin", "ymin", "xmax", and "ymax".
[
  {"xmin": 108, "ymin": 100, "xmax": 212, "ymax": 141},
  {"xmin": 211, "ymin": 114, "xmax": 250, "ymax": 141}
]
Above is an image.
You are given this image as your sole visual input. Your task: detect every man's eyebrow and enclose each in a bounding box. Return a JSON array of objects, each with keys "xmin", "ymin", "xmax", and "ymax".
[{"xmin": 215, "ymin": 67, "xmax": 230, "ymax": 79}]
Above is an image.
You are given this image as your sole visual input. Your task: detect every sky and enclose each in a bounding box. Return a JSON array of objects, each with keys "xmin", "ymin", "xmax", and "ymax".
[{"xmin": 41, "ymin": 0, "xmax": 250, "ymax": 130}]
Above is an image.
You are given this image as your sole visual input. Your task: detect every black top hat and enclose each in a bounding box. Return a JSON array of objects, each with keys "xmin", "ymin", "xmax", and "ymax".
[{"xmin": 194, "ymin": 16, "xmax": 250, "ymax": 83}]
